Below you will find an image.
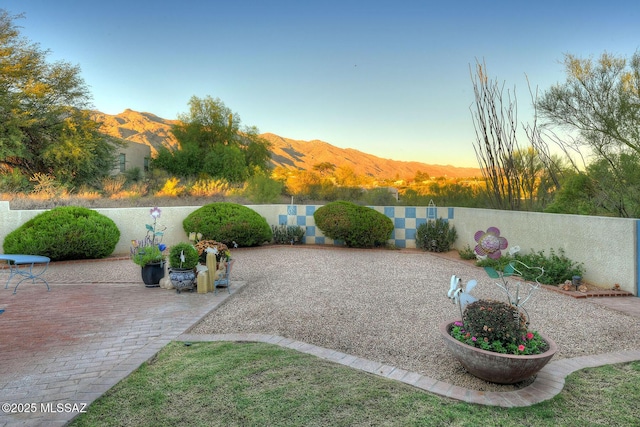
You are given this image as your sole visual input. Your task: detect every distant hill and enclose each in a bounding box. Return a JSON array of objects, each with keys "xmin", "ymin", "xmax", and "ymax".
[{"xmin": 92, "ymin": 109, "xmax": 481, "ymax": 179}]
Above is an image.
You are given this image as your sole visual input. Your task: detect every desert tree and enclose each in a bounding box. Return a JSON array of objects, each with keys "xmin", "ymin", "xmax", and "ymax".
[
  {"xmin": 0, "ymin": 10, "xmax": 118, "ymax": 188},
  {"xmin": 153, "ymin": 95, "xmax": 271, "ymax": 182},
  {"xmin": 470, "ymin": 59, "xmax": 527, "ymax": 210},
  {"xmin": 535, "ymin": 51, "xmax": 640, "ymax": 217}
]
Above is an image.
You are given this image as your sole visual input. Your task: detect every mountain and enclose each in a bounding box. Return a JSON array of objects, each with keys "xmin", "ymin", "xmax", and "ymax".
[
  {"xmin": 262, "ymin": 133, "xmax": 480, "ymax": 180},
  {"xmin": 92, "ymin": 109, "xmax": 179, "ymax": 156},
  {"xmin": 92, "ymin": 109, "xmax": 481, "ymax": 179}
]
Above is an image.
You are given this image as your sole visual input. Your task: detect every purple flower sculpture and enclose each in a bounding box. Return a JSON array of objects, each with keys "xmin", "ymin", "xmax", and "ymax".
[{"xmin": 474, "ymin": 227, "xmax": 508, "ymax": 259}]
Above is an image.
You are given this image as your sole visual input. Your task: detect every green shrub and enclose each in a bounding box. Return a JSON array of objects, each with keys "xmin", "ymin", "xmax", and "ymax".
[
  {"xmin": 313, "ymin": 201, "xmax": 393, "ymax": 248},
  {"xmin": 244, "ymin": 174, "xmax": 284, "ymax": 203},
  {"xmin": 515, "ymin": 248, "xmax": 585, "ymax": 285},
  {"xmin": 416, "ymin": 218, "xmax": 457, "ymax": 252},
  {"xmin": 168, "ymin": 242, "xmax": 199, "ymax": 269},
  {"xmin": 132, "ymin": 245, "xmax": 164, "ymax": 267},
  {"xmin": 476, "ymin": 248, "xmax": 585, "ymax": 285},
  {"xmin": 182, "ymin": 202, "xmax": 272, "ymax": 247},
  {"xmin": 458, "ymin": 244, "xmax": 476, "ymax": 260},
  {"xmin": 272, "ymin": 224, "xmax": 306, "ymax": 245},
  {"xmin": 3, "ymin": 206, "xmax": 120, "ymax": 261},
  {"xmin": 463, "ymin": 299, "xmax": 528, "ymax": 346}
]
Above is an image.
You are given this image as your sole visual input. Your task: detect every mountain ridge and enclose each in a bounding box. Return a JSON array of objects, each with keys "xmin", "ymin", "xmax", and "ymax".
[{"xmin": 92, "ymin": 109, "xmax": 481, "ymax": 180}]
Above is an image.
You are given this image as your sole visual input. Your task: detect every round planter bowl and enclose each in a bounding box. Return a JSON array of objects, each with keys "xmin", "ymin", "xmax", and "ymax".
[{"xmin": 439, "ymin": 320, "xmax": 557, "ymax": 384}]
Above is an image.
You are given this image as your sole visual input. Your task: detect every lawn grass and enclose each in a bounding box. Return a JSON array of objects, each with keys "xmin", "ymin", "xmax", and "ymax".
[{"xmin": 69, "ymin": 341, "xmax": 640, "ymax": 427}]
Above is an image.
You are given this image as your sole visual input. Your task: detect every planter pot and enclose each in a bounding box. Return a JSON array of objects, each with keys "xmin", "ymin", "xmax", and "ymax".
[
  {"xmin": 141, "ymin": 261, "xmax": 165, "ymax": 287},
  {"xmin": 169, "ymin": 267, "xmax": 196, "ymax": 294},
  {"xmin": 439, "ymin": 320, "xmax": 557, "ymax": 384}
]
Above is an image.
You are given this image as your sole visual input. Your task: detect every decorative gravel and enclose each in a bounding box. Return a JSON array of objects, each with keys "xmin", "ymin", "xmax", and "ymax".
[{"xmin": 190, "ymin": 246, "xmax": 640, "ymax": 392}]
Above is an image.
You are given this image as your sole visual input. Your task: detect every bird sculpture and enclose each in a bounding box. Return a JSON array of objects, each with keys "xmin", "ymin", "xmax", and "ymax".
[{"xmin": 447, "ymin": 275, "xmax": 477, "ymax": 319}]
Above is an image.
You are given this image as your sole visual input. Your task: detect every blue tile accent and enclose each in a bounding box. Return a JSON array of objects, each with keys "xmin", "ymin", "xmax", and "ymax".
[
  {"xmin": 384, "ymin": 206, "xmax": 395, "ymax": 217},
  {"xmin": 315, "ymin": 236, "xmax": 325, "ymax": 244},
  {"xmin": 406, "ymin": 207, "xmax": 416, "ymax": 218},
  {"xmin": 406, "ymin": 228, "xmax": 416, "ymax": 240},
  {"xmin": 287, "ymin": 205, "xmax": 297, "ymax": 216},
  {"xmin": 416, "ymin": 218, "xmax": 427, "ymax": 227},
  {"xmin": 297, "ymin": 216, "xmax": 306, "ymax": 226},
  {"xmin": 448, "ymin": 207, "xmax": 455, "ymax": 219},
  {"xmin": 306, "ymin": 226, "xmax": 316, "ymax": 236},
  {"xmin": 306, "ymin": 206, "xmax": 316, "ymax": 216},
  {"xmin": 395, "ymin": 239, "xmax": 407, "ymax": 248},
  {"xmin": 394, "ymin": 218, "xmax": 405, "ymax": 229},
  {"xmin": 278, "ymin": 214, "xmax": 287, "ymax": 225},
  {"xmin": 427, "ymin": 206, "xmax": 437, "ymax": 219}
]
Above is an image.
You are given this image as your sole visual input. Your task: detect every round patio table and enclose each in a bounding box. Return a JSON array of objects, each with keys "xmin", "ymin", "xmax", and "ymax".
[{"xmin": 0, "ymin": 254, "xmax": 51, "ymax": 294}]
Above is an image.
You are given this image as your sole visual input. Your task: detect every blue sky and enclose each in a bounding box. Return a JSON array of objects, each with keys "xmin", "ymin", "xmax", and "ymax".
[{"xmin": 4, "ymin": 1, "xmax": 639, "ymax": 167}]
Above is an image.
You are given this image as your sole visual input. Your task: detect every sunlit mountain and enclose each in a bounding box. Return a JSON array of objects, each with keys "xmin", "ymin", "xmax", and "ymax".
[{"xmin": 92, "ymin": 109, "xmax": 481, "ymax": 180}]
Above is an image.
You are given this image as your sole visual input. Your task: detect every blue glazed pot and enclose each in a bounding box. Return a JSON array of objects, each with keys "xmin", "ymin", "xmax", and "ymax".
[{"xmin": 141, "ymin": 261, "xmax": 165, "ymax": 287}]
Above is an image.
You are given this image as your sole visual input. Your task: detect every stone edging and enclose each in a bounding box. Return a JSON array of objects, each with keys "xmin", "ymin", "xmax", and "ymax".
[{"xmin": 176, "ymin": 332, "xmax": 640, "ymax": 408}]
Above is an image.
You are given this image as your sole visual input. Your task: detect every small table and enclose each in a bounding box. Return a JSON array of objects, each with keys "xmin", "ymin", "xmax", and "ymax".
[{"xmin": 0, "ymin": 254, "xmax": 51, "ymax": 294}]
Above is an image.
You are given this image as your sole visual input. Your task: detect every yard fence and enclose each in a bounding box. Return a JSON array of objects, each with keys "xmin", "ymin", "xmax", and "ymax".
[{"xmin": 1, "ymin": 201, "xmax": 637, "ymax": 296}]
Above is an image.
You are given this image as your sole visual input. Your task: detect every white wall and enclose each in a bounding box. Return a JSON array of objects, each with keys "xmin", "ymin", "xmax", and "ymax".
[{"xmin": 1, "ymin": 202, "xmax": 637, "ymax": 295}]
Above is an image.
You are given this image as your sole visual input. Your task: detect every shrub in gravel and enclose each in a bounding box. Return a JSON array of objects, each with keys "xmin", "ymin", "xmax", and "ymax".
[
  {"xmin": 3, "ymin": 206, "xmax": 120, "ymax": 261},
  {"xmin": 416, "ymin": 218, "xmax": 457, "ymax": 252},
  {"xmin": 476, "ymin": 248, "xmax": 585, "ymax": 285},
  {"xmin": 182, "ymin": 202, "xmax": 272, "ymax": 247},
  {"xmin": 272, "ymin": 224, "xmax": 306, "ymax": 245},
  {"xmin": 313, "ymin": 201, "xmax": 393, "ymax": 248}
]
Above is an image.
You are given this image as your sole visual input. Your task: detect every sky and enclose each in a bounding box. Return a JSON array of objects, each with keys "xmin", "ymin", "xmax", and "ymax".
[{"xmin": 3, "ymin": 1, "xmax": 640, "ymax": 167}]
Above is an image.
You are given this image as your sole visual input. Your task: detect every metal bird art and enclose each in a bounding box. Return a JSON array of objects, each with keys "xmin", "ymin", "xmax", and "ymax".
[{"xmin": 447, "ymin": 275, "xmax": 477, "ymax": 319}]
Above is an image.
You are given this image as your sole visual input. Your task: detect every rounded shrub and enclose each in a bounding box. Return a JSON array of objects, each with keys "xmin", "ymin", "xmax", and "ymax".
[
  {"xmin": 313, "ymin": 201, "xmax": 393, "ymax": 248},
  {"xmin": 168, "ymin": 242, "xmax": 199, "ymax": 269},
  {"xmin": 3, "ymin": 206, "xmax": 120, "ymax": 261},
  {"xmin": 182, "ymin": 202, "xmax": 272, "ymax": 247},
  {"xmin": 463, "ymin": 299, "xmax": 528, "ymax": 346}
]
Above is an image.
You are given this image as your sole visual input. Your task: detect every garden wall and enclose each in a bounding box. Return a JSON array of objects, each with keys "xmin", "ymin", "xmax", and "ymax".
[{"xmin": 0, "ymin": 201, "xmax": 637, "ymax": 295}]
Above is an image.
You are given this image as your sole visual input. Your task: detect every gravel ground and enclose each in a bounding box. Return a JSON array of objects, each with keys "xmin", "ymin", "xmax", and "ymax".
[
  {"xmin": 190, "ymin": 246, "xmax": 640, "ymax": 392},
  {"xmin": 36, "ymin": 246, "xmax": 640, "ymax": 392}
]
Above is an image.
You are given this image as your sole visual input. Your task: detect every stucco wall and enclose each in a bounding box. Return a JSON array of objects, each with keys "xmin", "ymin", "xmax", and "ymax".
[{"xmin": 0, "ymin": 201, "xmax": 637, "ymax": 295}]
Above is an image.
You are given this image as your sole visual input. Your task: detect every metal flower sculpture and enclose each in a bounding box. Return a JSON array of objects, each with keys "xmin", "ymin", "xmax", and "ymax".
[{"xmin": 474, "ymin": 227, "xmax": 508, "ymax": 259}]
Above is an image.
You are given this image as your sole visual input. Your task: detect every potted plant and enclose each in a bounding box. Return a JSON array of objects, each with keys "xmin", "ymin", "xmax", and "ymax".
[
  {"xmin": 168, "ymin": 242, "xmax": 199, "ymax": 294},
  {"xmin": 130, "ymin": 207, "xmax": 167, "ymax": 287},
  {"xmin": 441, "ymin": 260, "xmax": 557, "ymax": 384}
]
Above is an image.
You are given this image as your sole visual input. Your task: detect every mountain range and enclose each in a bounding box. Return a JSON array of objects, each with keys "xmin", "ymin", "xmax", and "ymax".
[{"xmin": 92, "ymin": 109, "xmax": 481, "ymax": 180}]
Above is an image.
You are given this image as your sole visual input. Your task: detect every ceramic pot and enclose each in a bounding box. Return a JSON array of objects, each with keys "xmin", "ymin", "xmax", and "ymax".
[
  {"xmin": 169, "ymin": 267, "xmax": 196, "ymax": 294},
  {"xmin": 439, "ymin": 320, "xmax": 557, "ymax": 384},
  {"xmin": 141, "ymin": 261, "xmax": 165, "ymax": 287}
]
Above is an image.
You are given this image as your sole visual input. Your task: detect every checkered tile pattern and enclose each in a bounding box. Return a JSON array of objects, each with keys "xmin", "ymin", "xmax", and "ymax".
[{"xmin": 275, "ymin": 205, "xmax": 455, "ymax": 249}]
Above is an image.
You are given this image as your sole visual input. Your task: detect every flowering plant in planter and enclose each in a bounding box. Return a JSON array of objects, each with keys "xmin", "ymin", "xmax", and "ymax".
[
  {"xmin": 447, "ymin": 260, "xmax": 548, "ymax": 355},
  {"xmin": 443, "ymin": 260, "xmax": 557, "ymax": 384},
  {"xmin": 131, "ymin": 207, "xmax": 167, "ymax": 267}
]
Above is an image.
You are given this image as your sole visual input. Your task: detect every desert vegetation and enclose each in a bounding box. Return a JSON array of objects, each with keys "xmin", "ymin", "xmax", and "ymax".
[{"xmin": 2, "ymin": 10, "xmax": 639, "ymax": 217}]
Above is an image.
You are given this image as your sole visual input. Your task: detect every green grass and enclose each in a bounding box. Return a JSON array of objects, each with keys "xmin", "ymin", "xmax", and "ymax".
[{"xmin": 69, "ymin": 341, "xmax": 640, "ymax": 427}]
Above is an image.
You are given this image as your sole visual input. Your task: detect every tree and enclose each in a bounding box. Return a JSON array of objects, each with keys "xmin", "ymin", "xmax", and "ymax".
[
  {"xmin": 153, "ymin": 95, "xmax": 271, "ymax": 182},
  {"xmin": 0, "ymin": 10, "xmax": 118, "ymax": 187},
  {"xmin": 536, "ymin": 51, "xmax": 640, "ymax": 217},
  {"xmin": 536, "ymin": 51, "xmax": 640, "ymax": 157}
]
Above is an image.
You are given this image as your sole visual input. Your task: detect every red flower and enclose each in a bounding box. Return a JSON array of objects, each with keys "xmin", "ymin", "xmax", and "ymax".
[
  {"xmin": 526, "ymin": 332, "xmax": 534, "ymax": 340},
  {"xmin": 518, "ymin": 345, "xmax": 525, "ymax": 352}
]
